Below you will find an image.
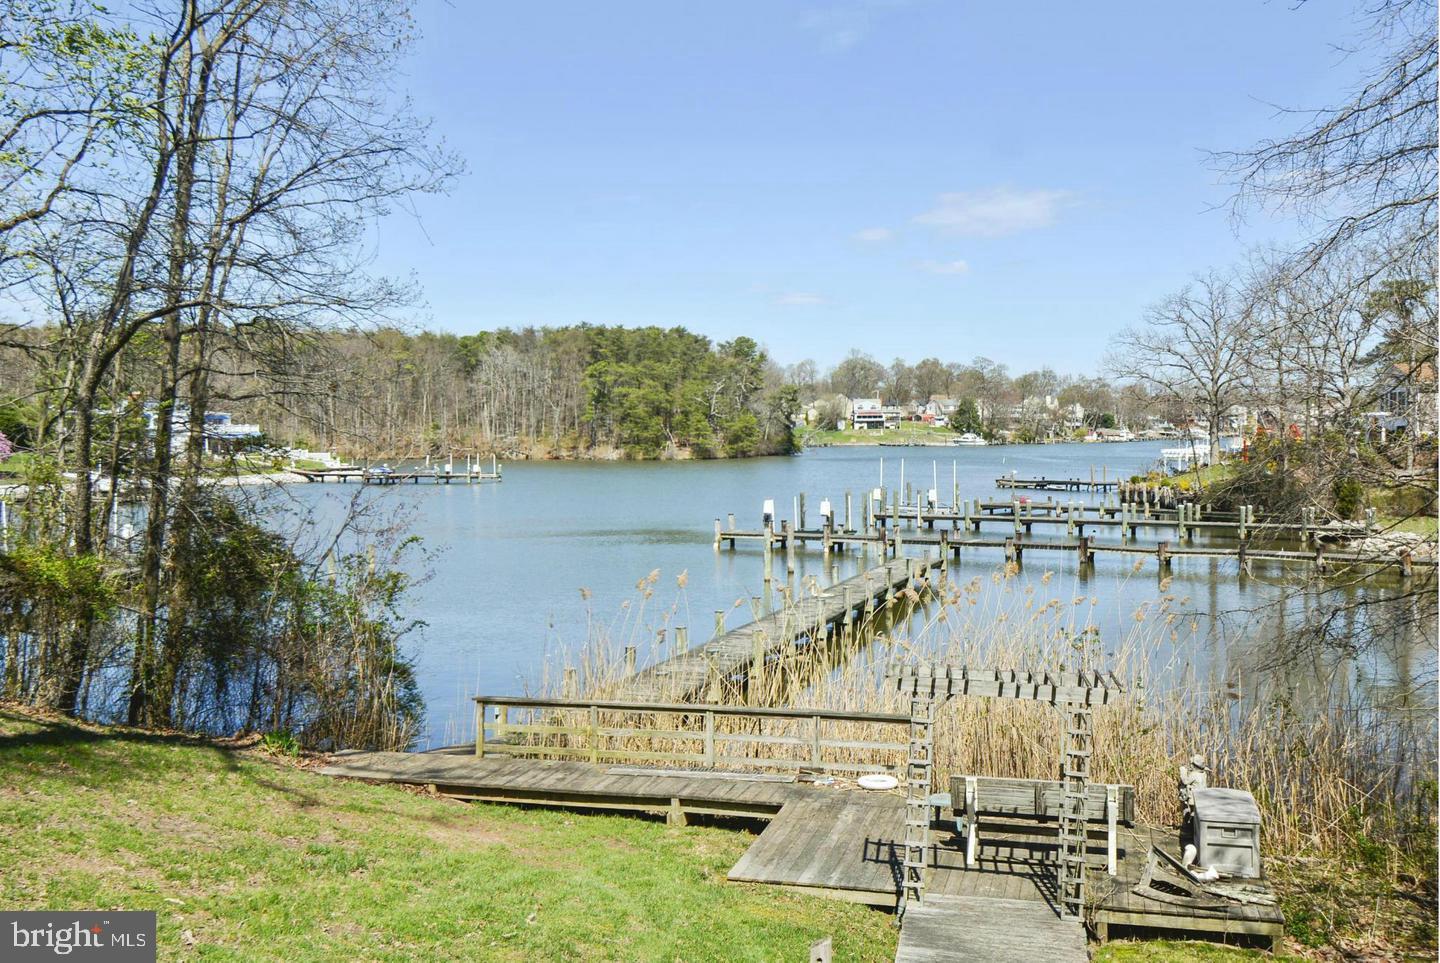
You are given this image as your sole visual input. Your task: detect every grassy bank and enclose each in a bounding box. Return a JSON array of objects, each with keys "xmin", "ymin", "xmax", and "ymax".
[
  {"xmin": 800, "ymin": 424, "xmax": 963, "ymax": 447},
  {"xmin": 0, "ymin": 705, "xmax": 895, "ymax": 961},
  {"xmin": 1, "ymin": 704, "xmax": 1337, "ymax": 961}
]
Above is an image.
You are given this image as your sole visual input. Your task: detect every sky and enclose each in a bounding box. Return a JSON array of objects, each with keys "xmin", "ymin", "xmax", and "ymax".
[{"xmin": 371, "ymin": 0, "xmax": 1373, "ymax": 374}]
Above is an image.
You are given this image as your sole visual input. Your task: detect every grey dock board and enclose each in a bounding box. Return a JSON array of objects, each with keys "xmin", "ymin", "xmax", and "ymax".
[
  {"xmin": 896, "ymin": 896, "xmax": 1088, "ymax": 962},
  {"xmin": 620, "ymin": 556, "xmax": 938, "ymax": 702},
  {"xmin": 321, "ymin": 750, "xmax": 1285, "ymax": 943}
]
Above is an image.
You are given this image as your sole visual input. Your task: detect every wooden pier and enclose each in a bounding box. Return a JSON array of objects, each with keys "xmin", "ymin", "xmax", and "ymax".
[
  {"xmin": 321, "ymin": 738, "xmax": 1284, "ymax": 954},
  {"xmin": 620, "ymin": 556, "xmax": 940, "ymax": 702},
  {"xmin": 294, "ymin": 463, "xmax": 501, "ymax": 485},
  {"xmin": 714, "ymin": 523, "xmax": 1431, "ymax": 576},
  {"xmin": 996, "ymin": 471, "xmax": 1118, "ymax": 493},
  {"xmin": 712, "ymin": 493, "xmax": 1430, "ymax": 576}
]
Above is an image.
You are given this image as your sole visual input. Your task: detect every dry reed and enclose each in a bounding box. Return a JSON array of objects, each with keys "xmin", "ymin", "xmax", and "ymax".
[{"xmin": 523, "ymin": 562, "xmax": 1435, "ymax": 863}]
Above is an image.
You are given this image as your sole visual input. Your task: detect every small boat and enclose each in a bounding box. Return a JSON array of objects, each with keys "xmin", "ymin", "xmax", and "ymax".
[{"xmin": 950, "ymin": 432, "xmax": 988, "ymax": 446}]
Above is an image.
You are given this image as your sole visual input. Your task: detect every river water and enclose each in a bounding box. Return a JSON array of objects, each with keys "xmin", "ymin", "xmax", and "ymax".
[{"xmin": 275, "ymin": 442, "xmax": 1436, "ymax": 747}]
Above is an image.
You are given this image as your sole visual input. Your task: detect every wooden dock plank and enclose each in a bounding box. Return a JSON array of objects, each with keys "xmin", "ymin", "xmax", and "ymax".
[
  {"xmin": 896, "ymin": 896, "xmax": 1088, "ymax": 963},
  {"xmin": 619, "ymin": 556, "xmax": 938, "ymax": 702},
  {"xmin": 321, "ymin": 750, "xmax": 1284, "ymax": 945}
]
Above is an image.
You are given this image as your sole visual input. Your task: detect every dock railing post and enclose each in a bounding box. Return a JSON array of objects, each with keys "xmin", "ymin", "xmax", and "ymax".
[
  {"xmin": 475, "ymin": 700, "xmax": 486, "ymax": 757},
  {"xmin": 624, "ymin": 645, "xmax": 637, "ymax": 675},
  {"xmin": 844, "ymin": 491, "xmax": 853, "ymax": 533},
  {"xmin": 704, "ymin": 710, "xmax": 716, "ymax": 766}
]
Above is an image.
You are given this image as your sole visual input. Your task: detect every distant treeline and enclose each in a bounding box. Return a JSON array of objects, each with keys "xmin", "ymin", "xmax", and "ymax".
[{"xmin": 237, "ymin": 325, "xmax": 799, "ymax": 459}]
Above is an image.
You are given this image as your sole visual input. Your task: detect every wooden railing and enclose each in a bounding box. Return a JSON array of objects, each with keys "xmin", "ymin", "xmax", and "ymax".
[{"xmin": 473, "ymin": 696, "xmax": 910, "ymax": 776}]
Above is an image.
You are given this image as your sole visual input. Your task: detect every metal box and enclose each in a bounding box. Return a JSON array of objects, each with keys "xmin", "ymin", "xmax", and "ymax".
[{"xmin": 1194, "ymin": 787, "xmax": 1262, "ymax": 878}]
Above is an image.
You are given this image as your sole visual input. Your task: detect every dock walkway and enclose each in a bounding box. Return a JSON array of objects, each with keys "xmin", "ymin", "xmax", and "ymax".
[
  {"xmin": 996, "ymin": 475, "xmax": 1118, "ymax": 492},
  {"xmin": 294, "ymin": 466, "xmax": 501, "ymax": 485},
  {"xmin": 320, "ymin": 750, "xmax": 1285, "ymax": 953},
  {"xmin": 896, "ymin": 896, "xmax": 1087, "ymax": 962},
  {"xmin": 620, "ymin": 555, "xmax": 938, "ymax": 702}
]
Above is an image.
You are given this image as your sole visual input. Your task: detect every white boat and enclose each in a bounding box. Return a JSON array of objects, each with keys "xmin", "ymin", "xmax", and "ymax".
[{"xmin": 951, "ymin": 432, "xmax": 988, "ymax": 446}]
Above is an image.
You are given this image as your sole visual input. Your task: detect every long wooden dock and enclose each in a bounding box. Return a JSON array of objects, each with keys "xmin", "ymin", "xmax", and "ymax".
[
  {"xmin": 878, "ymin": 501, "xmax": 1372, "ymax": 543},
  {"xmin": 715, "ymin": 522, "xmax": 1432, "ymax": 576},
  {"xmin": 320, "ymin": 749, "xmax": 1284, "ymax": 953},
  {"xmin": 294, "ymin": 465, "xmax": 501, "ymax": 485},
  {"xmin": 996, "ymin": 474, "xmax": 1118, "ymax": 492},
  {"xmin": 620, "ymin": 555, "xmax": 939, "ymax": 702}
]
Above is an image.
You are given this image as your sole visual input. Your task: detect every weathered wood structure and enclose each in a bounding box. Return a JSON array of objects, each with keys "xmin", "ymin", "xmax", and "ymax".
[
  {"xmin": 996, "ymin": 472, "xmax": 1118, "ymax": 492},
  {"xmin": 321, "ymin": 744, "xmax": 1286, "ymax": 952},
  {"xmin": 889, "ymin": 664, "xmax": 1123, "ymax": 922},
  {"xmin": 713, "ymin": 496, "xmax": 1429, "ymax": 577},
  {"xmin": 473, "ymin": 695, "xmax": 910, "ymax": 777},
  {"xmin": 619, "ymin": 555, "xmax": 940, "ymax": 702}
]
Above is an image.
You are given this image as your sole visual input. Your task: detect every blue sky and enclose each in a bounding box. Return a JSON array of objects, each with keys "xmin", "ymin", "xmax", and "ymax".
[{"xmin": 374, "ymin": 1, "xmax": 1369, "ymax": 373}]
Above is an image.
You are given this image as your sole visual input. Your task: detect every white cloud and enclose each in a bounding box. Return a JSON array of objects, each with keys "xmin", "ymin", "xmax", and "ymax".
[
  {"xmin": 918, "ymin": 259, "xmax": 970, "ymax": 275},
  {"xmin": 774, "ymin": 292, "xmax": 827, "ymax": 306},
  {"xmin": 852, "ymin": 226, "xmax": 894, "ymax": 242},
  {"xmin": 913, "ymin": 187, "xmax": 1073, "ymax": 237}
]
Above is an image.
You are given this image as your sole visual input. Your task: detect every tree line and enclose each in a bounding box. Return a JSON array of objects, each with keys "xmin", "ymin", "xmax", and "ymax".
[{"xmin": 225, "ymin": 325, "xmax": 798, "ymax": 459}]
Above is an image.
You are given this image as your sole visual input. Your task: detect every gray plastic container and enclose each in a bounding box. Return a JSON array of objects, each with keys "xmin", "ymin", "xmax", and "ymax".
[{"xmin": 1194, "ymin": 787, "xmax": 1262, "ymax": 878}]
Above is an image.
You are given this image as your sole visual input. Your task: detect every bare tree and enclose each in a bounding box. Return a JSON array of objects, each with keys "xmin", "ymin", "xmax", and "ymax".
[
  {"xmin": 1109, "ymin": 271, "xmax": 1253, "ymax": 463},
  {"xmin": 1215, "ymin": 0, "xmax": 1438, "ymax": 275}
]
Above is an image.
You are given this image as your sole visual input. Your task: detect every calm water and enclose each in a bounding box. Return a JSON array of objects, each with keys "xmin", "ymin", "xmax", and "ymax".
[{"xmin": 274, "ymin": 443, "xmax": 1436, "ymax": 746}]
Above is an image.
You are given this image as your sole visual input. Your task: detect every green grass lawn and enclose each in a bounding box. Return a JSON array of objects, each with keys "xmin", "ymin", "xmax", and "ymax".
[
  {"xmin": 0, "ymin": 707, "xmax": 897, "ymax": 961},
  {"xmin": 0, "ymin": 706, "xmax": 1351, "ymax": 961},
  {"xmin": 801, "ymin": 424, "xmax": 963, "ymax": 446}
]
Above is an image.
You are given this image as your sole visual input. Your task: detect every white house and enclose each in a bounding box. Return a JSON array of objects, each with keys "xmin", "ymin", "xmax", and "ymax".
[
  {"xmin": 851, "ymin": 398, "xmax": 902, "ymax": 430},
  {"xmin": 142, "ymin": 403, "xmax": 263, "ymax": 454}
]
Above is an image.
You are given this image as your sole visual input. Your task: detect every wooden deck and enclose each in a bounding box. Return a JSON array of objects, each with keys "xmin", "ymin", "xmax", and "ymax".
[
  {"xmin": 319, "ymin": 750, "xmax": 799, "ymax": 821},
  {"xmin": 320, "ymin": 750, "xmax": 1285, "ymax": 952},
  {"xmin": 715, "ymin": 526, "xmax": 1432, "ymax": 575},
  {"xmin": 293, "ymin": 467, "xmax": 501, "ymax": 484},
  {"xmin": 619, "ymin": 556, "xmax": 939, "ymax": 701},
  {"xmin": 896, "ymin": 896, "xmax": 1088, "ymax": 962},
  {"xmin": 996, "ymin": 475, "xmax": 1118, "ymax": 492}
]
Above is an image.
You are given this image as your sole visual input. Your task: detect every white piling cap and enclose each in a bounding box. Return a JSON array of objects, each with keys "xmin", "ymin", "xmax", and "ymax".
[{"xmin": 762, "ymin": 498, "xmax": 775, "ymax": 516}]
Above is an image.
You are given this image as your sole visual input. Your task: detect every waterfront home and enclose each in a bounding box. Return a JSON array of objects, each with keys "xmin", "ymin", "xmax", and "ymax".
[{"xmin": 851, "ymin": 398, "xmax": 903, "ymax": 430}]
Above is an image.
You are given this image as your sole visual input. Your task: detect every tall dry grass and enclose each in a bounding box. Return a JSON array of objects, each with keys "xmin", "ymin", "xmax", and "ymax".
[{"xmin": 527, "ymin": 560, "xmax": 1436, "ymax": 863}]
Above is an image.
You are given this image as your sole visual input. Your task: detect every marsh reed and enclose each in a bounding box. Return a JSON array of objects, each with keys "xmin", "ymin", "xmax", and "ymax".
[{"xmin": 521, "ymin": 561, "xmax": 1434, "ymax": 863}]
